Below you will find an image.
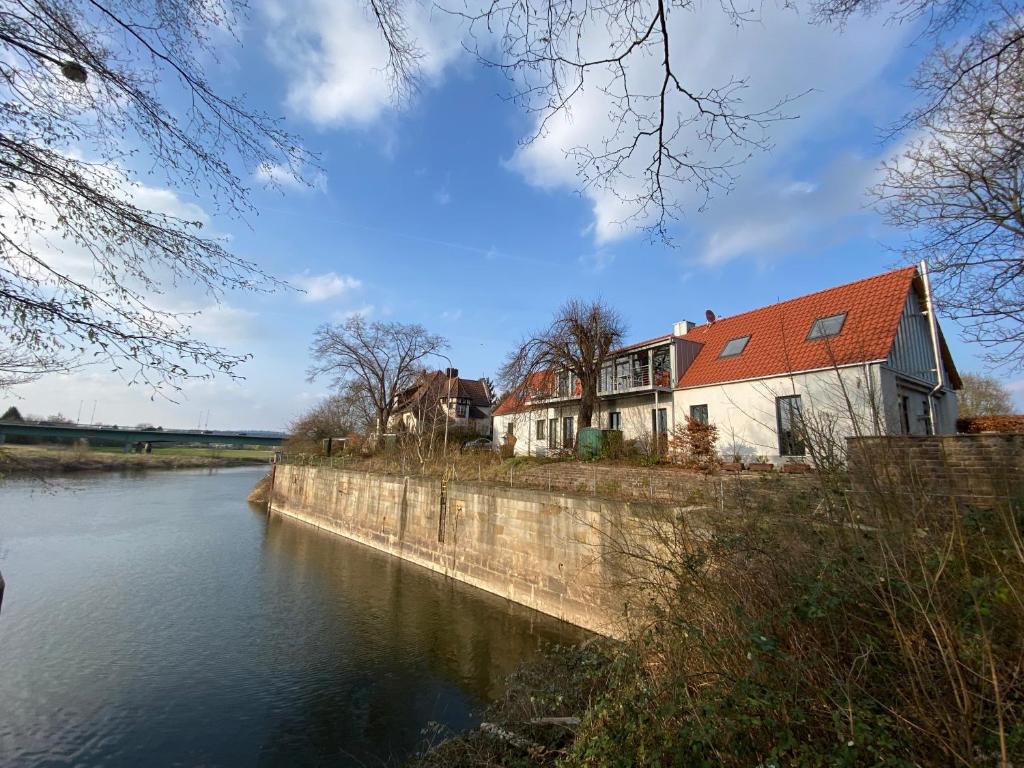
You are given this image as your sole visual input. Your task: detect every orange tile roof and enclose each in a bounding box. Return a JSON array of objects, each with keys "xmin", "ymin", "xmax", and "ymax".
[
  {"xmin": 676, "ymin": 266, "xmax": 918, "ymax": 388},
  {"xmin": 492, "ymin": 370, "xmax": 554, "ymax": 416}
]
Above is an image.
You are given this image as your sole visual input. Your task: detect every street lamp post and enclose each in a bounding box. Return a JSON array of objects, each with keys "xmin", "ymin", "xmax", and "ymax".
[{"xmin": 434, "ymin": 353, "xmax": 455, "ymax": 459}]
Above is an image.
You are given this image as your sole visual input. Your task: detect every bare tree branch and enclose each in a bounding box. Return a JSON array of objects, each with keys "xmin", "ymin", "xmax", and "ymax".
[
  {"xmin": 307, "ymin": 316, "xmax": 448, "ymax": 447},
  {"xmin": 0, "ymin": 0, "xmax": 317, "ymax": 393}
]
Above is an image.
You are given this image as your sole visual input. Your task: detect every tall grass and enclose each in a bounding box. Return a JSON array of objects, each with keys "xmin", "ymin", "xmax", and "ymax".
[{"xmin": 404, "ymin": 442, "xmax": 1022, "ymax": 766}]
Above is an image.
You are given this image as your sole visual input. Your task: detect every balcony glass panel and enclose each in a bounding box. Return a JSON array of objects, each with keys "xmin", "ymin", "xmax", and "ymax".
[
  {"xmin": 652, "ymin": 347, "xmax": 670, "ymax": 387},
  {"xmin": 629, "ymin": 352, "xmax": 650, "ymax": 388}
]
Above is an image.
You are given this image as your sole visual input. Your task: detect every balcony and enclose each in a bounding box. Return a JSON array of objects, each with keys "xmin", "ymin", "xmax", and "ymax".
[{"xmin": 598, "ymin": 345, "xmax": 673, "ymax": 397}]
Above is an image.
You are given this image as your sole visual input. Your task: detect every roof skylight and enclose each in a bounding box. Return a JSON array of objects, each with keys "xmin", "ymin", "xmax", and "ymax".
[
  {"xmin": 807, "ymin": 312, "xmax": 848, "ymax": 340},
  {"xmin": 719, "ymin": 335, "xmax": 750, "ymax": 358}
]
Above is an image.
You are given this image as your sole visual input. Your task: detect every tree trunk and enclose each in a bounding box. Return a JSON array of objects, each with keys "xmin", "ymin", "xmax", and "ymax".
[
  {"xmin": 577, "ymin": 382, "xmax": 596, "ymax": 447},
  {"xmin": 376, "ymin": 406, "xmax": 388, "ymax": 448}
]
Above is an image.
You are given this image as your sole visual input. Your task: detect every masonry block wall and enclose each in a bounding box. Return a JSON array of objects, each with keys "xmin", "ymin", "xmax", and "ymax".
[
  {"xmin": 848, "ymin": 434, "xmax": 1024, "ymax": 503},
  {"xmin": 268, "ymin": 465, "xmax": 667, "ymax": 634}
]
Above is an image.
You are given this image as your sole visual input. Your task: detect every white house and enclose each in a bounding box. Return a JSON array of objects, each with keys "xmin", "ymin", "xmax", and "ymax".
[{"xmin": 491, "ymin": 266, "xmax": 961, "ymax": 463}]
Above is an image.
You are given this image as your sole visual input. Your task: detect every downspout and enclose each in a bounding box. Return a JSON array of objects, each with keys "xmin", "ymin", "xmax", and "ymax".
[{"xmin": 920, "ymin": 260, "xmax": 945, "ymax": 434}]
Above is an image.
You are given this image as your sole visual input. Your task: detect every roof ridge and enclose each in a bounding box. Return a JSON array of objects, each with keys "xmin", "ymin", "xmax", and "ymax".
[{"xmin": 693, "ymin": 265, "xmax": 918, "ymax": 330}]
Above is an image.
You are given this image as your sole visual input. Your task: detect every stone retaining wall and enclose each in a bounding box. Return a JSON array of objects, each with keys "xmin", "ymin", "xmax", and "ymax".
[
  {"xmin": 269, "ymin": 464, "xmax": 684, "ymax": 634},
  {"xmin": 847, "ymin": 434, "xmax": 1024, "ymax": 503}
]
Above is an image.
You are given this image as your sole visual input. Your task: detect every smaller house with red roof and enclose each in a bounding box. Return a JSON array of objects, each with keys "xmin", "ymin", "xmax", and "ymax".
[
  {"xmin": 391, "ymin": 368, "xmax": 494, "ymax": 436},
  {"xmin": 492, "ymin": 266, "xmax": 961, "ymax": 463}
]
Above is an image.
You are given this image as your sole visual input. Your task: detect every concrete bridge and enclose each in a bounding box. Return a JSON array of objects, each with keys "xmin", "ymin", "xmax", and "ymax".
[{"xmin": 0, "ymin": 421, "xmax": 287, "ymax": 450}]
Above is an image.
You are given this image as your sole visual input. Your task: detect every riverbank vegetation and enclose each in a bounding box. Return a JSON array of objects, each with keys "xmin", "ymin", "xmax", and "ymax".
[
  {"xmin": 407, "ymin": 463, "xmax": 1023, "ymax": 767},
  {"xmin": 0, "ymin": 444, "xmax": 271, "ymax": 476}
]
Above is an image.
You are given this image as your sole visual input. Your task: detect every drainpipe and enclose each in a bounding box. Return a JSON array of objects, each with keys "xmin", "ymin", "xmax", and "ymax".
[{"xmin": 920, "ymin": 260, "xmax": 945, "ymax": 434}]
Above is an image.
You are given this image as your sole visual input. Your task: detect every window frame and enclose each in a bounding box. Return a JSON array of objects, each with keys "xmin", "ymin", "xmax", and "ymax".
[
  {"xmin": 806, "ymin": 312, "xmax": 848, "ymax": 341},
  {"xmin": 775, "ymin": 395, "xmax": 805, "ymax": 457},
  {"xmin": 719, "ymin": 335, "xmax": 751, "ymax": 358},
  {"xmin": 608, "ymin": 411, "xmax": 622, "ymax": 430},
  {"xmin": 689, "ymin": 404, "xmax": 708, "ymax": 424},
  {"xmin": 651, "ymin": 407, "xmax": 668, "ymax": 434},
  {"xmin": 536, "ymin": 419, "xmax": 546, "ymax": 440}
]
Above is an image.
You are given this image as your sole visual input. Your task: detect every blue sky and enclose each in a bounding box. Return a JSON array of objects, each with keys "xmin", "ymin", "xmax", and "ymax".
[{"xmin": 11, "ymin": 0, "xmax": 1023, "ymax": 428}]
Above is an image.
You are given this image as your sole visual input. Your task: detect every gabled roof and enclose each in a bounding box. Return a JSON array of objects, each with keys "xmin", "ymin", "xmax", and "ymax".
[
  {"xmin": 395, "ymin": 371, "xmax": 492, "ymax": 413},
  {"xmin": 676, "ymin": 266, "xmax": 919, "ymax": 388}
]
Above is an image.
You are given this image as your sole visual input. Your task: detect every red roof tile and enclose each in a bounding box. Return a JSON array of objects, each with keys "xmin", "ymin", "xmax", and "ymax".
[
  {"xmin": 676, "ymin": 267, "xmax": 918, "ymax": 388},
  {"xmin": 492, "ymin": 370, "xmax": 554, "ymax": 416}
]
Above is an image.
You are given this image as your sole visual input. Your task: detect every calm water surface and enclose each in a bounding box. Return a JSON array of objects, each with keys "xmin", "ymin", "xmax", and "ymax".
[{"xmin": 0, "ymin": 467, "xmax": 588, "ymax": 766}]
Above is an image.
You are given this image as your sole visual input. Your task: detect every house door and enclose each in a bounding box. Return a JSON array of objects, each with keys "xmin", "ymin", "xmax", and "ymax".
[
  {"xmin": 548, "ymin": 418, "xmax": 557, "ymax": 448},
  {"xmin": 562, "ymin": 416, "xmax": 574, "ymax": 449}
]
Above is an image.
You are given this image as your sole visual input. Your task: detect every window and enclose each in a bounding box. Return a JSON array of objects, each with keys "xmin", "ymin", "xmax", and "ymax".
[
  {"xmin": 536, "ymin": 420, "xmax": 546, "ymax": 440},
  {"xmin": 651, "ymin": 408, "xmax": 668, "ymax": 434},
  {"xmin": 719, "ymin": 335, "xmax": 750, "ymax": 358},
  {"xmin": 562, "ymin": 416, "xmax": 575, "ymax": 448},
  {"xmin": 807, "ymin": 312, "xmax": 848, "ymax": 340},
  {"xmin": 455, "ymin": 399, "xmax": 468, "ymax": 417},
  {"xmin": 608, "ymin": 411, "xmax": 621, "ymax": 430},
  {"xmin": 652, "ymin": 347, "xmax": 671, "ymax": 387},
  {"xmin": 690, "ymin": 404, "xmax": 708, "ymax": 424},
  {"xmin": 548, "ymin": 418, "xmax": 558, "ymax": 447},
  {"xmin": 506, "ymin": 421, "xmax": 514, "ymax": 436},
  {"xmin": 899, "ymin": 395, "xmax": 910, "ymax": 435},
  {"xmin": 921, "ymin": 397, "xmax": 933, "ymax": 436},
  {"xmin": 776, "ymin": 395, "xmax": 805, "ymax": 456},
  {"xmin": 556, "ymin": 370, "xmax": 574, "ymax": 398}
]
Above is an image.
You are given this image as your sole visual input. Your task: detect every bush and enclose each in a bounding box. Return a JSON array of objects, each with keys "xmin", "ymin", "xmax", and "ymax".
[
  {"xmin": 957, "ymin": 414, "xmax": 1024, "ymax": 434},
  {"xmin": 564, "ymin": 495, "xmax": 1024, "ymax": 767},
  {"xmin": 668, "ymin": 417, "xmax": 720, "ymax": 471}
]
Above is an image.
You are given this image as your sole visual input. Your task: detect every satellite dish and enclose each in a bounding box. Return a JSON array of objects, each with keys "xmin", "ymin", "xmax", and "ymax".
[{"xmin": 705, "ymin": 309, "xmax": 717, "ymax": 324}]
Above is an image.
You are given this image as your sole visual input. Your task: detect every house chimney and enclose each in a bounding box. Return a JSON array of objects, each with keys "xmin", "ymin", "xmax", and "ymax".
[
  {"xmin": 445, "ymin": 367, "xmax": 459, "ymax": 379},
  {"xmin": 673, "ymin": 320, "xmax": 697, "ymax": 336}
]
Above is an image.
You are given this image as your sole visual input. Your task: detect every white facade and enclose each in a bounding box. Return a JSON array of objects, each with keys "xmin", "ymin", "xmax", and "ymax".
[{"xmin": 493, "ymin": 269, "xmax": 960, "ymax": 464}]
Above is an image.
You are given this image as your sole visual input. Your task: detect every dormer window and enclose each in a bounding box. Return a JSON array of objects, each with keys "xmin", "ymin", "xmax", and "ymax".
[
  {"xmin": 719, "ymin": 335, "xmax": 750, "ymax": 358},
  {"xmin": 807, "ymin": 312, "xmax": 847, "ymax": 340}
]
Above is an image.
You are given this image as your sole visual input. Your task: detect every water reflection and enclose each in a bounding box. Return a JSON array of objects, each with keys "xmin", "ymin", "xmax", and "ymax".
[{"xmin": 0, "ymin": 468, "xmax": 587, "ymax": 767}]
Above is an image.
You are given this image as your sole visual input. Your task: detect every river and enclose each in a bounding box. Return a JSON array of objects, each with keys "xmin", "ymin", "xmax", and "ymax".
[{"xmin": 0, "ymin": 466, "xmax": 588, "ymax": 766}]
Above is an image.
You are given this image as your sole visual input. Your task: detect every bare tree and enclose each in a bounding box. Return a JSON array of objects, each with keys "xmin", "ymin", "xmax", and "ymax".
[
  {"xmin": 459, "ymin": 0, "xmax": 803, "ymax": 241},
  {"xmin": 285, "ymin": 388, "xmax": 373, "ymax": 452},
  {"xmin": 307, "ymin": 316, "xmax": 447, "ymax": 446},
  {"xmin": 814, "ymin": 1, "xmax": 1024, "ymax": 369},
  {"xmin": 500, "ymin": 299, "xmax": 626, "ymax": 444},
  {"xmin": 0, "ymin": 0, "xmax": 313, "ymax": 392},
  {"xmin": 958, "ymin": 373, "xmax": 1014, "ymax": 417}
]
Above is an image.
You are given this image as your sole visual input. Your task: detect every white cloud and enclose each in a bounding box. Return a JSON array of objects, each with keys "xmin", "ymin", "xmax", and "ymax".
[
  {"xmin": 697, "ymin": 154, "xmax": 880, "ymax": 266},
  {"xmin": 182, "ymin": 303, "xmax": 259, "ymax": 345},
  {"xmin": 291, "ymin": 270, "xmax": 362, "ymax": 302},
  {"xmin": 507, "ymin": 2, "xmax": 912, "ymax": 250},
  {"xmin": 262, "ymin": 0, "xmax": 465, "ymax": 126},
  {"xmin": 441, "ymin": 308, "xmax": 463, "ymax": 321}
]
